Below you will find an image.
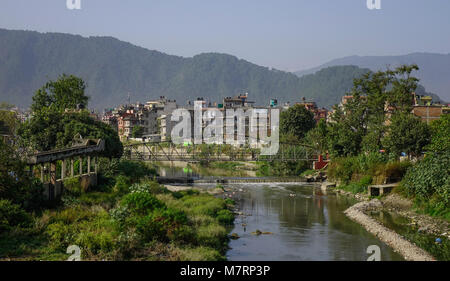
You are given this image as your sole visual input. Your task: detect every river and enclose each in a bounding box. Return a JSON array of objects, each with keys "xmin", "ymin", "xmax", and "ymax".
[{"xmin": 157, "ymin": 164, "xmax": 404, "ymax": 261}]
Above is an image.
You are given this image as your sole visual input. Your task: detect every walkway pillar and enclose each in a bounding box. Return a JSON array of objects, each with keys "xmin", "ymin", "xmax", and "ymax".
[
  {"xmin": 71, "ymin": 158, "xmax": 74, "ymax": 177},
  {"xmin": 79, "ymin": 156, "xmax": 83, "ymax": 175},
  {"xmin": 50, "ymin": 162, "xmax": 56, "ymax": 185},
  {"xmin": 87, "ymin": 155, "xmax": 91, "ymax": 174},
  {"xmin": 61, "ymin": 159, "xmax": 66, "ymax": 180},
  {"xmin": 40, "ymin": 164, "xmax": 44, "ymax": 182},
  {"xmin": 94, "ymin": 156, "xmax": 98, "ymax": 174}
]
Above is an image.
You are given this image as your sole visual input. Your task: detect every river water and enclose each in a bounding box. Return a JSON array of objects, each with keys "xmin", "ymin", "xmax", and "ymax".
[
  {"xmin": 156, "ymin": 164, "xmax": 403, "ymax": 261},
  {"xmin": 225, "ymin": 183, "xmax": 403, "ymax": 261}
]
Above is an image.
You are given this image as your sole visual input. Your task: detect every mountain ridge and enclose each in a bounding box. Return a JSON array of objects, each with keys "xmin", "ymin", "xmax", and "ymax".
[
  {"xmin": 295, "ymin": 52, "xmax": 450, "ymax": 101},
  {"xmin": 0, "ymin": 28, "xmax": 444, "ymax": 110}
]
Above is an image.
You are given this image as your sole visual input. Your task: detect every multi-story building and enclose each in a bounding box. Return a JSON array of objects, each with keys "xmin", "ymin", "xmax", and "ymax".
[
  {"xmin": 412, "ymin": 93, "xmax": 448, "ymax": 124},
  {"xmin": 295, "ymin": 98, "xmax": 328, "ymax": 123}
]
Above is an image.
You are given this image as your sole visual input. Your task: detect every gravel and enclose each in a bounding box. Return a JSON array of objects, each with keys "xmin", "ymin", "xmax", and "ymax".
[{"xmin": 344, "ymin": 199, "xmax": 436, "ymax": 261}]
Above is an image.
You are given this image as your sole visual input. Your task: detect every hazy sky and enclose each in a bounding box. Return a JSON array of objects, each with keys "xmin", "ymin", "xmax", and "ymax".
[{"xmin": 1, "ymin": 0, "xmax": 449, "ymax": 71}]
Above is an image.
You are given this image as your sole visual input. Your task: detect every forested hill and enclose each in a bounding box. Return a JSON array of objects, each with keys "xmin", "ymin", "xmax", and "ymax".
[
  {"xmin": 0, "ymin": 29, "xmax": 438, "ymax": 109},
  {"xmin": 295, "ymin": 53, "xmax": 450, "ymax": 102}
]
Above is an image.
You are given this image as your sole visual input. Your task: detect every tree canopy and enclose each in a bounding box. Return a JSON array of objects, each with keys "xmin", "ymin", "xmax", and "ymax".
[
  {"xmin": 280, "ymin": 104, "xmax": 315, "ymax": 142},
  {"xmin": 18, "ymin": 74, "xmax": 123, "ymax": 158}
]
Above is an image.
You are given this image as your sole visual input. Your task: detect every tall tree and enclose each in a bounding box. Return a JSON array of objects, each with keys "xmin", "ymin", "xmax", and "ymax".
[
  {"xmin": 280, "ymin": 104, "xmax": 315, "ymax": 142},
  {"xmin": 382, "ymin": 113, "xmax": 431, "ymax": 157},
  {"xmin": 19, "ymin": 75, "xmax": 123, "ymax": 158}
]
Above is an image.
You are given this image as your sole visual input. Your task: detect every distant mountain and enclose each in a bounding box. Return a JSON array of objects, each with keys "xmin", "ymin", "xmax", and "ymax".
[
  {"xmin": 0, "ymin": 29, "xmax": 442, "ymax": 110},
  {"xmin": 0, "ymin": 29, "xmax": 306, "ymax": 109},
  {"xmin": 295, "ymin": 53, "xmax": 450, "ymax": 102}
]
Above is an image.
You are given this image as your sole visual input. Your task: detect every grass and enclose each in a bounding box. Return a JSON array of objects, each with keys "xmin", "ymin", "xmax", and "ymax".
[{"xmin": 0, "ymin": 175, "xmax": 234, "ymax": 261}]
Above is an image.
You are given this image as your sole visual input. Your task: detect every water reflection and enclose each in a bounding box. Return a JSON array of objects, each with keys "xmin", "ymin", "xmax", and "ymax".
[{"xmin": 227, "ymin": 184, "xmax": 404, "ymax": 261}]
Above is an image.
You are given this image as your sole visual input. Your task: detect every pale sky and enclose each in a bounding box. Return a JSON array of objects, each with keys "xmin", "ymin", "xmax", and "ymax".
[{"xmin": 1, "ymin": 0, "xmax": 449, "ymax": 71}]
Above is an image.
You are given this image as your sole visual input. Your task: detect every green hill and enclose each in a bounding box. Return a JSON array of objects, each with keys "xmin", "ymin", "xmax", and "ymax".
[
  {"xmin": 295, "ymin": 53, "xmax": 450, "ymax": 102},
  {"xmin": 0, "ymin": 29, "xmax": 440, "ymax": 109}
]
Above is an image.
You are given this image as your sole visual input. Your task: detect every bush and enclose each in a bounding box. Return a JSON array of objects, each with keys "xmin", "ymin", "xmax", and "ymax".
[
  {"xmin": 340, "ymin": 175, "xmax": 373, "ymax": 194},
  {"xmin": 402, "ymin": 152, "xmax": 450, "ymax": 211},
  {"xmin": 129, "ymin": 181, "xmax": 169, "ymax": 195},
  {"xmin": 328, "ymin": 156, "xmax": 359, "ymax": 184},
  {"xmin": 0, "ymin": 199, "xmax": 32, "ymax": 232},
  {"xmin": 113, "ymin": 175, "xmax": 131, "ymax": 194},
  {"xmin": 121, "ymin": 192, "xmax": 165, "ymax": 215},
  {"xmin": 216, "ymin": 209, "xmax": 234, "ymax": 225},
  {"xmin": 372, "ymin": 161, "xmax": 412, "ymax": 184},
  {"xmin": 131, "ymin": 208, "xmax": 188, "ymax": 242},
  {"xmin": 115, "ymin": 160, "xmax": 156, "ymax": 182},
  {"xmin": 63, "ymin": 177, "xmax": 81, "ymax": 196}
]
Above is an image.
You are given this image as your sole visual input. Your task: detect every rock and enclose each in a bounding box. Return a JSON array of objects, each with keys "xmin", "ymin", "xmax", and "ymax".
[
  {"xmin": 252, "ymin": 229, "xmax": 262, "ymax": 235},
  {"xmin": 230, "ymin": 233, "xmax": 240, "ymax": 240}
]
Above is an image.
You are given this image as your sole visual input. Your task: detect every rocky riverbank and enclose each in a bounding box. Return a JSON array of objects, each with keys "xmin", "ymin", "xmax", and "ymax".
[
  {"xmin": 321, "ymin": 181, "xmax": 449, "ymax": 260},
  {"xmin": 344, "ymin": 199, "xmax": 435, "ymax": 261}
]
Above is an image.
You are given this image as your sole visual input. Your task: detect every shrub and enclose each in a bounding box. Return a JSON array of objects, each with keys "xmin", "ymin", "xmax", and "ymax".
[
  {"xmin": 327, "ymin": 156, "xmax": 359, "ymax": 184},
  {"xmin": 340, "ymin": 175, "xmax": 373, "ymax": 194},
  {"xmin": 0, "ymin": 199, "xmax": 32, "ymax": 232},
  {"xmin": 113, "ymin": 175, "xmax": 131, "ymax": 194},
  {"xmin": 216, "ymin": 209, "xmax": 234, "ymax": 225},
  {"xmin": 129, "ymin": 181, "xmax": 169, "ymax": 195},
  {"xmin": 121, "ymin": 192, "xmax": 165, "ymax": 215},
  {"xmin": 402, "ymin": 152, "xmax": 450, "ymax": 209},
  {"xmin": 63, "ymin": 177, "xmax": 81, "ymax": 196},
  {"xmin": 115, "ymin": 160, "xmax": 156, "ymax": 182},
  {"xmin": 195, "ymin": 224, "xmax": 227, "ymax": 249}
]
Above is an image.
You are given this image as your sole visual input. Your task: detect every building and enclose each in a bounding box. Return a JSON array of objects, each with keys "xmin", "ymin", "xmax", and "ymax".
[
  {"xmin": 222, "ymin": 93, "xmax": 255, "ymax": 108},
  {"xmin": 295, "ymin": 98, "xmax": 328, "ymax": 123},
  {"xmin": 412, "ymin": 93, "xmax": 448, "ymax": 124}
]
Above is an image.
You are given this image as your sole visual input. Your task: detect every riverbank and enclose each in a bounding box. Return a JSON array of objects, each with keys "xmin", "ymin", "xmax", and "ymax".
[
  {"xmin": 344, "ymin": 199, "xmax": 435, "ymax": 261},
  {"xmin": 323, "ymin": 181, "xmax": 449, "ymax": 260}
]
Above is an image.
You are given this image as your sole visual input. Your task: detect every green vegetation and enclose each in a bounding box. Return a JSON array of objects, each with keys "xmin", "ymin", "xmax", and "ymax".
[
  {"xmin": 280, "ymin": 104, "xmax": 316, "ymax": 141},
  {"xmin": 400, "ymin": 153, "xmax": 450, "ymax": 220},
  {"xmin": 426, "ymin": 114, "xmax": 450, "ymax": 153},
  {"xmin": 18, "ymin": 74, "xmax": 123, "ymax": 157},
  {"xmin": 327, "ymin": 153, "xmax": 412, "ymax": 186},
  {"xmin": 0, "ymin": 160, "xmax": 234, "ymax": 261},
  {"xmin": 5, "ymin": 29, "xmax": 444, "ymax": 110}
]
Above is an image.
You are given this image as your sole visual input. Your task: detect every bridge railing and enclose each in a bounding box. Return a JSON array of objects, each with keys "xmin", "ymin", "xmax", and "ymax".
[{"xmin": 123, "ymin": 141, "xmax": 319, "ymax": 162}]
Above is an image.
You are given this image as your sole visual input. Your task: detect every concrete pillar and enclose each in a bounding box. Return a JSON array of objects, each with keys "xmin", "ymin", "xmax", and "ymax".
[
  {"xmin": 71, "ymin": 159, "xmax": 74, "ymax": 177},
  {"xmin": 94, "ymin": 156, "xmax": 98, "ymax": 173},
  {"xmin": 40, "ymin": 164, "xmax": 44, "ymax": 182},
  {"xmin": 79, "ymin": 156, "xmax": 83, "ymax": 175},
  {"xmin": 87, "ymin": 155, "xmax": 91, "ymax": 174},
  {"xmin": 61, "ymin": 159, "xmax": 66, "ymax": 180},
  {"xmin": 50, "ymin": 162, "xmax": 57, "ymax": 185}
]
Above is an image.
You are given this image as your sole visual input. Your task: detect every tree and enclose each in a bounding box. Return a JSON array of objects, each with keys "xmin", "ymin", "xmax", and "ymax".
[
  {"xmin": 304, "ymin": 119, "xmax": 328, "ymax": 155},
  {"xmin": 382, "ymin": 113, "xmax": 431, "ymax": 157},
  {"xmin": 131, "ymin": 125, "xmax": 144, "ymax": 138},
  {"xmin": 19, "ymin": 75, "xmax": 123, "ymax": 158},
  {"xmin": 426, "ymin": 114, "xmax": 450, "ymax": 153},
  {"xmin": 0, "ymin": 139, "xmax": 44, "ymax": 211},
  {"xmin": 280, "ymin": 105, "xmax": 315, "ymax": 141},
  {"xmin": 31, "ymin": 74, "xmax": 88, "ymax": 113},
  {"xmin": 328, "ymin": 64, "xmax": 421, "ymax": 157}
]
